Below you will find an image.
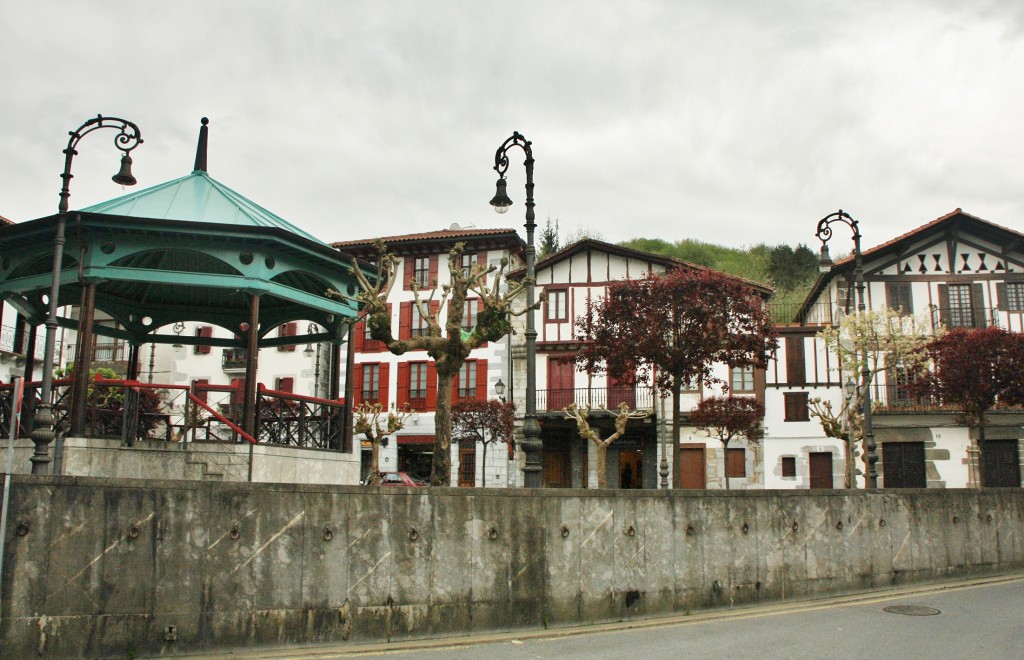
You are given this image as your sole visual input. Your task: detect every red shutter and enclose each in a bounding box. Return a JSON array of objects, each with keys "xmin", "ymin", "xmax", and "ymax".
[
  {"xmin": 192, "ymin": 379, "xmax": 210, "ymax": 405},
  {"xmin": 399, "ymin": 302, "xmax": 412, "ymax": 340},
  {"xmin": 476, "ymin": 359, "xmax": 488, "ymax": 400},
  {"xmin": 476, "ymin": 299, "xmax": 488, "ymax": 347},
  {"xmin": 197, "ymin": 326, "xmax": 213, "ymax": 354},
  {"xmin": 429, "ymin": 301, "xmax": 440, "ymax": 330},
  {"xmin": 397, "ymin": 362, "xmax": 410, "ymax": 408},
  {"xmin": 353, "ymin": 320, "xmax": 365, "ymax": 351},
  {"xmin": 378, "ymin": 363, "xmax": 390, "ymax": 407},
  {"xmin": 426, "ymin": 362, "xmax": 438, "ymax": 410},
  {"xmin": 428, "ymin": 255, "xmax": 439, "ymax": 288},
  {"xmin": 230, "ymin": 378, "xmax": 245, "ymax": 405},
  {"xmin": 477, "ymin": 252, "xmax": 487, "ymax": 269},
  {"xmin": 276, "ymin": 377, "xmax": 294, "ymax": 393},
  {"xmin": 351, "ymin": 365, "xmax": 364, "ymax": 406},
  {"xmin": 404, "ymin": 256, "xmax": 414, "ymax": 290}
]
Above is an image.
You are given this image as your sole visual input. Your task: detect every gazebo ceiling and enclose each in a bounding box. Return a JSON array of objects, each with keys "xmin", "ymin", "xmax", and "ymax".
[{"xmin": 0, "ymin": 122, "xmax": 372, "ymax": 347}]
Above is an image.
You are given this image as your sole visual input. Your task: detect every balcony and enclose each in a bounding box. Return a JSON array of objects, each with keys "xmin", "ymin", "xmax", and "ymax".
[
  {"xmin": 0, "ymin": 324, "xmax": 48, "ymax": 364},
  {"xmin": 536, "ymin": 387, "xmax": 656, "ymax": 413},
  {"xmin": 222, "ymin": 348, "xmax": 247, "ymax": 371}
]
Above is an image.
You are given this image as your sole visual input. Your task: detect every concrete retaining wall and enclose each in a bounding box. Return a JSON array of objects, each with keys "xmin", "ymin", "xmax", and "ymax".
[{"xmin": 1, "ymin": 476, "xmax": 1022, "ymax": 658}]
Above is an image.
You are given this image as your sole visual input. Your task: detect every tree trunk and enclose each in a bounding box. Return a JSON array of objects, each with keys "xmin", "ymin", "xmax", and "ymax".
[
  {"xmin": 722, "ymin": 439, "xmax": 731, "ymax": 490},
  {"xmin": 431, "ymin": 369, "xmax": 456, "ymax": 486},
  {"xmin": 671, "ymin": 377, "xmax": 681, "ymax": 488},
  {"xmin": 844, "ymin": 436, "xmax": 854, "ymax": 489},
  {"xmin": 367, "ymin": 438, "xmax": 382, "ymax": 485},
  {"xmin": 975, "ymin": 409, "xmax": 986, "ymax": 489},
  {"xmin": 481, "ymin": 441, "xmax": 488, "ymax": 488},
  {"xmin": 596, "ymin": 440, "xmax": 608, "ymax": 489}
]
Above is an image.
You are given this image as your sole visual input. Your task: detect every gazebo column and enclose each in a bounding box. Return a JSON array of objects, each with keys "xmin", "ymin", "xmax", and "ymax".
[
  {"xmin": 241, "ymin": 293, "xmax": 261, "ymax": 438},
  {"xmin": 21, "ymin": 323, "xmax": 38, "ymax": 432},
  {"xmin": 342, "ymin": 324, "xmax": 354, "ymax": 452},
  {"xmin": 125, "ymin": 343, "xmax": 140, "ymax": 380},
  {"xmin": 70, "ymin": 281, "xmax": 98, "ymax": 436}
]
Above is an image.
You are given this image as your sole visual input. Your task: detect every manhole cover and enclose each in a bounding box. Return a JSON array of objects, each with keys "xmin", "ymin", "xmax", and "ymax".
[{"xmin": 883, "ymin": 605, "xmax": 941, "ymax": 616}]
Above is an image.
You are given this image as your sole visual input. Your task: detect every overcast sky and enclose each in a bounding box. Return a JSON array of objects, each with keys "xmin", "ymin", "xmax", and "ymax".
[{"xmin": 2, "ymin": 1, "xmax": 1022, "ymax": 252}]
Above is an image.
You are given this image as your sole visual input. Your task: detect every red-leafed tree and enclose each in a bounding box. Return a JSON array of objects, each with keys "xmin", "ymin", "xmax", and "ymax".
[
  {"xmin": 451, "ymin": 399, "xmax": 516, "ymax": 487},
  {"xmin": 576, "ymin": 267, "xmax": 778, "ymax": 470},
  {"xmin": 916, "ymin": 327, "xmax": 1024, "ymax": 484},
  {"xmin": 690, "ymin": 395, "xmax": 764, "ymax": 489}
]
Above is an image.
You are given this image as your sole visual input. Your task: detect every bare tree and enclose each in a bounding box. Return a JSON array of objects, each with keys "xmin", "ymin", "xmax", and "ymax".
[
  {"xmin": 563, "ymin": 402, "xmax": 651, "ymax": 488},
  {"xmin": 336, "ymin": 241, "xmax": 537, "ymax": 486},
  {"xmin": 354, "ymin": 402, "xmax": 411, "ymax": 485}
]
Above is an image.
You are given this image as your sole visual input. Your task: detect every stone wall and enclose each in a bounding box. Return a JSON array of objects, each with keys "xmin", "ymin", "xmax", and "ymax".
[{"xmin": 1, "ymin": 476, "xmax": 1022, "ymax": 658}]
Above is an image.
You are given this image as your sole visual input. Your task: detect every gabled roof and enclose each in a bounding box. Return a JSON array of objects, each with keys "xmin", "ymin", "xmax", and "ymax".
[
  {"xmin": 81, "ymin": 170, "xmax": 326, "ymax": 246},
  {"xmin": 797, "ymin": 208, "xmax": 1024, "ymax": 320},
  {"xmin": 334, "ymin": 226, "xmax": 525, "ymax": 258},
  {"xmin": 0, "ymin": 214, "xmax": 13, "ymax": 226},
  {"xmin": 525, "ymin": 238, "xmax": 774, "ymax": 296}
]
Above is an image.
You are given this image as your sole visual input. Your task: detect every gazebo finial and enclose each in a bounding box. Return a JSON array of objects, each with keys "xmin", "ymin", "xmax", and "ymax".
[{"xmin": 193, "ymin": 117, "xmax": 209, "ymax": 173}]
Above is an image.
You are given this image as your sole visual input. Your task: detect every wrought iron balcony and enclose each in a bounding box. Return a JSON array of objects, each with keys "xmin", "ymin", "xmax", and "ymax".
[
  {"xmin": 222, "ymin": 348, "xmax": 247, "ymax": 371},
  {"xmin": 535, "ymin": 387, "xmax": 656, "ymax": 413}
]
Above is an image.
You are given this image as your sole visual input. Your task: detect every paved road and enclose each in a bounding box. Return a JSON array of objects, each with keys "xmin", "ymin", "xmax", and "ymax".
[{"xmin": 194, "ymin": 574, "xmax": 1024, "ymax": 660}]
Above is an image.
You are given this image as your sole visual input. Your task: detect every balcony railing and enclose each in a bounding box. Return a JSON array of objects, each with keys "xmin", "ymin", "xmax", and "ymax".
[
  {"xmin": 64, "ymin": 342, "xmax": 132, "ymax": 363},
  {"xmin": 222, "ymin": 348, "xmax": 246, "ymax": 370},
  {"xmin": 0, "ymin": 324, "xmax": 47, "ymax": 361},
  {"xmin": 536, "ymin": 387, "xmax": 656, "ymax": 412},
  {"xmin": 930, "ymin": 306, "xmax": 999, "ymax": 330}
]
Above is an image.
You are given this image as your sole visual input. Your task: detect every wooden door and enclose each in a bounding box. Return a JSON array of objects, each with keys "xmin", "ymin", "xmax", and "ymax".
[
  {"xmin": 619, "ymin": 449, "xmax": 642, "ymax": 489},
  {"xmin": 809, "ymin": 452, "xmax": 834, "ymax": 489},
  {"xmin": 882, "ymin": 442, "xmax": 926, "ymax": 488},
  {"xmin": 547, "ymin": 357, "xmax": 576, "ymax": 410},
  {"xmin": 981, "ymin": 440, "xmax": 1021, "ymax": 487},
  {"xmin": 543, "ymin": 449, "xmax": 571, "ymax": 488},
  {"xmin": 677, "ymin": 446, "xmax": 706, "ymax": 489},
  {"xmin": 458, "ymin": 445, "xmax": 476, "ymax": 487}
]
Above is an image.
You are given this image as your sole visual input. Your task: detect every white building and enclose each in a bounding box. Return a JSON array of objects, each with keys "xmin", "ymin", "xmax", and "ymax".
[{"xmin": 764, "ymin": 209, "xmax": 1024, "ymax": 489}]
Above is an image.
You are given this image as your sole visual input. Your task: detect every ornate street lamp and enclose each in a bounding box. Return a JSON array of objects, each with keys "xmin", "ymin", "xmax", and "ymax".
[
  {"xmin": 30, "ymin": 115, "xmax": 142, "ymax": 474},
  {"xmin": 490, "ymin": 131, "xmax": 542, "ymax": 488},
  {"xmin": 815, "ymin": 209, "xmax": 877, "ymax": 488}
]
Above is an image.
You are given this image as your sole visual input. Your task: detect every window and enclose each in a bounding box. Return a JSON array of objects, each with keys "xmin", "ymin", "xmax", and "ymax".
[
  {"xmin": 462, "ymin": 300, "xmax": 478, "ymax": 332},
  {"xmin": 783, "ymin": 392, "xmax": 809, "ymax": 422},
  {"xmin": 781, "ymin": 456, "xmax": 796, "ymax": 478},
  {"xmin": 411, "ymin": 305, "xmax": 429, "ymax": 337},
  {"xmin": 409, "ymin": 362, "xmax": 428, "ymax": 401},
  {"xmin": 277, "ymin": 322, "xmax": 297, "ymax": 352},
  {"xmin": 726, "ymin": 448, "xmax": 746, "ymax": 478},
  {"xmin": 460, "ymin": 252, "xmax": 477, "ymax": 277},
  {"xmin": 947, "ymin": 283, "xmax": 973, "ymax": 328},
  {"xmin": 413, "ymin": 256, "xmax": 432, "ymax": 288},
  {"xmin": 998, "ymin": 281, "xmax": 1024, "ymax": 312},
  {"xmin": 456, "ymin": 361, "xmax": 478, "ymax": 398},
  {"xmin": 546, "ymin": 289, "xmax": 569, "ymax": 322},
  {"xmin": 730, "ymin": 366, "xmax": 755, "ymax": 392},
  {"xmin": 785, "ymin": 337, "xmax": 806, "ymax": 385},
  {"xmin": 194, "ymin": 325, "xmax": 213, "ymax": 354},
  {"xmin": 275, "ymin": 377, "xmax": 294, "ymax": 393},
  {"xmin": 886, "ymin": 282, "xmax": 914, "ymax": 314},
  {"xmin": 362, "ymin": 364, "xmax": 381, "ymax": 402}
]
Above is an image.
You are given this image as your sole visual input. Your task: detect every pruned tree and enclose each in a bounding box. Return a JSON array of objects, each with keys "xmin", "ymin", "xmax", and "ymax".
[
  {"xmin": 451, "ymin": 398, "xmax": 516, "ymax": 487},
  {"xmin": 576, "ymin": 267, "xmax": 777, "ymax": 472},
  {"xmin": 915, "ymin": 327, "xmax": 1024, "ymax": 486},
  {"xmin": 354, "ymin": 401, "xmax": 412, "ymax": 485},
  {"xmin": 336, "ymin": 241, "xmax": 537, "ymax": 486},
  {"xmin": 563, "ymin": 401, "xmax": 651, "ymax": 488},
  {"xmin": 809, "ymin": 308, "xmax": 936, "ymax": 487},
  {"xmin": 690, "ymin": 395, "xmax": 764, "ymax": 490}
]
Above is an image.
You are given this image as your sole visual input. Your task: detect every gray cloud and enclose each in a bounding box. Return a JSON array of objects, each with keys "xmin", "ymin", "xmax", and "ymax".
[{"xmin": 2, "ymin": 1, "xmax": 1021, "ymax": 252}]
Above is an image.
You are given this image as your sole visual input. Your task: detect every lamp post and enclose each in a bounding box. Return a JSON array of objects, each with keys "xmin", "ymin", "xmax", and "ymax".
[
  {"xmin": 30, "ymin": 115, "xmax": 142, "ymax": 474},
  {"xmin": 816, "ymin": 210, "xmax": 877, "ymax": 488},
  {"xmin": 304, "ymin": 323, "xmax": 321, "ymax": 398},
  {"xmin": 490, "ymin": 131, "xmax": 542, "ymax": 488},
  {"xmin": 494, "ymin": 378, "xmax": 506, "ymax": 402}
]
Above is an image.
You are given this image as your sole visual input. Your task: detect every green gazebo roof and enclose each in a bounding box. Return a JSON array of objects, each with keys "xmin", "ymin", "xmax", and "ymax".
[{"xmin": 82, "ymin": 170, "xmax": 325, "ymax": 246}]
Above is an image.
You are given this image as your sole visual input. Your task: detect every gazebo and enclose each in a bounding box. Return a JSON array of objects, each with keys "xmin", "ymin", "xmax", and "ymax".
[{"xmin": 0, "ymin": 118, "xmax": 372, "ymax": 473}]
